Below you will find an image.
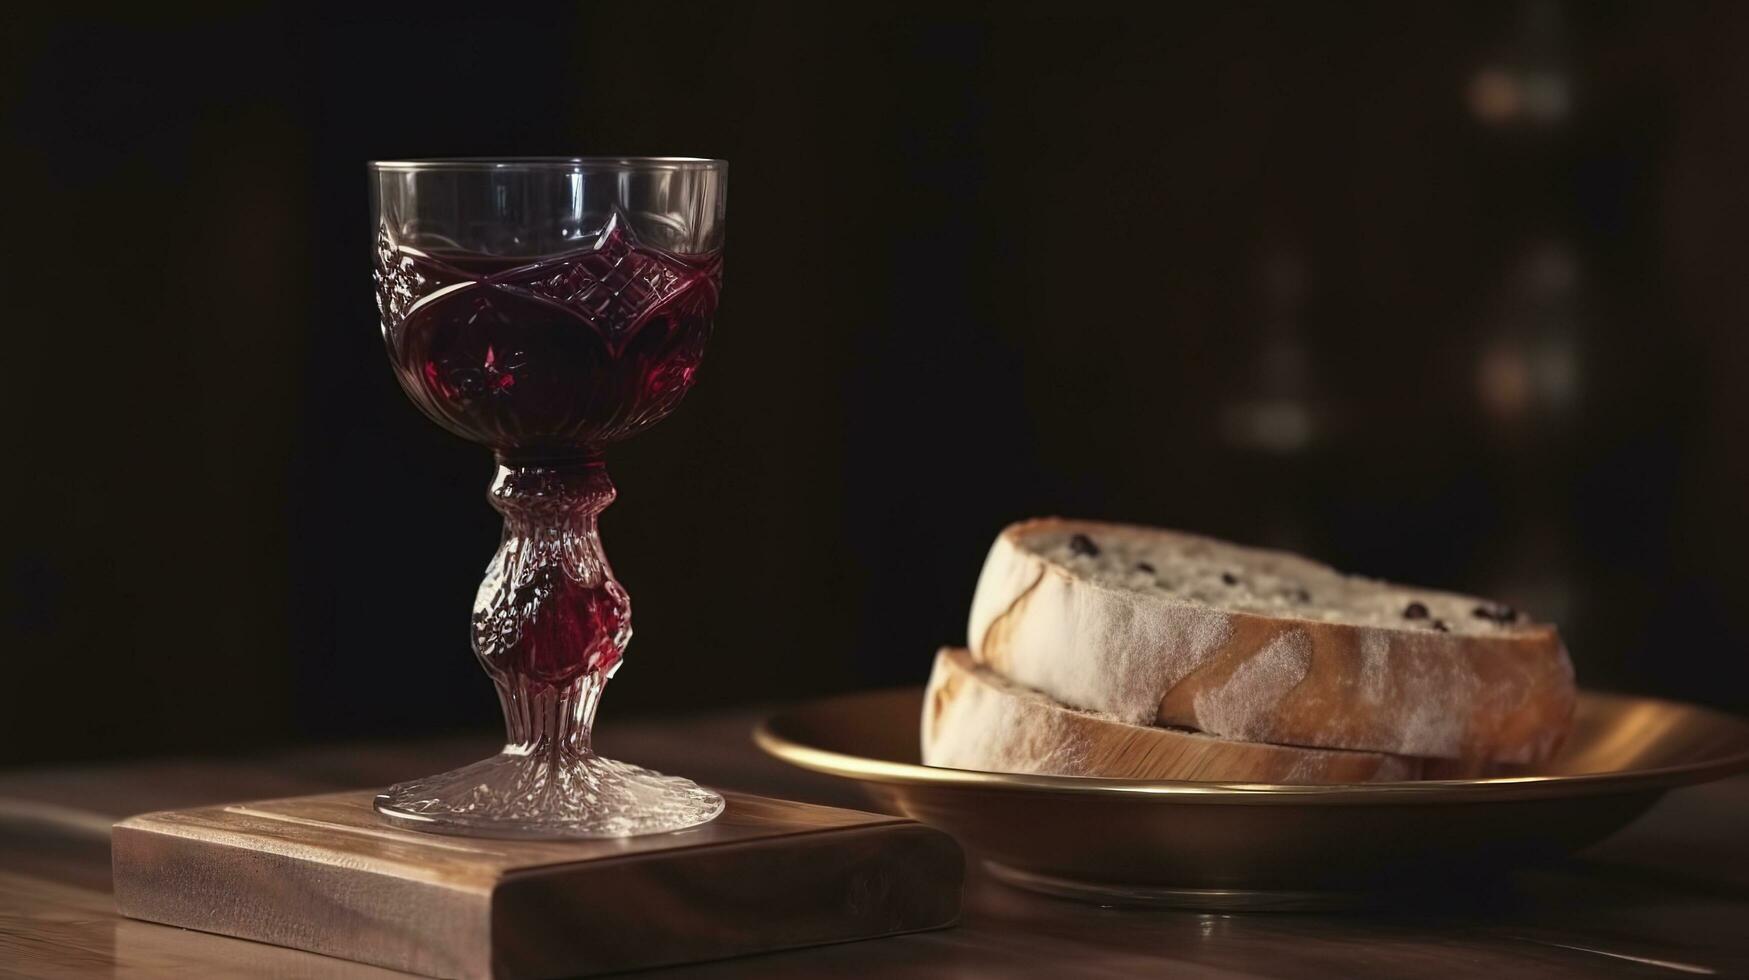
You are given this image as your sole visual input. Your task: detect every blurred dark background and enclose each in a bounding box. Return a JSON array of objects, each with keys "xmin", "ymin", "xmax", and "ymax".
[{"xmin": 5, "ymin": 1, "xmax": 1747, "ymax": 766}]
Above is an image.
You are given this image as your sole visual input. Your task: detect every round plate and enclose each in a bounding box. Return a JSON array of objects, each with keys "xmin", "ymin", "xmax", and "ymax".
[{"xmin": 755, "ymin": 688, "xmax": 1749, "ymax": 908}]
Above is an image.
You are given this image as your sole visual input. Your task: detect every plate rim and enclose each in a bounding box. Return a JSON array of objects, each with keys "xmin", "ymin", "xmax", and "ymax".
[{"xmin": 754, "ymin": 686, "xmax": 1749, "ymax": 806}]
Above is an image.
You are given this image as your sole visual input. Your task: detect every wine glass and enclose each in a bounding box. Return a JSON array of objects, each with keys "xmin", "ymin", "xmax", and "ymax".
[{"xmin": 368, "ymin": 157, "xmax": 726, "ymax": 837}]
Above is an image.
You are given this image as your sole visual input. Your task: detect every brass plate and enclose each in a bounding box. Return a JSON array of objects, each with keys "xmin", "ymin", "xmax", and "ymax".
[{"xmin": 756, "ymin": 689, "xmax": 1749, "ymax": 907}]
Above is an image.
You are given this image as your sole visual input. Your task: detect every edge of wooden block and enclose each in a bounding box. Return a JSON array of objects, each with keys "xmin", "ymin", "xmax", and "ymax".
[
  {"xmin": 490, "ymin": 820, "xmax": 964, "ymax": 978},
  {"xmin": 114, "ymin": 816, "xmax": 492, "ymax": 979},
  {"xmin": 112, "ymin": 791, "xmax": 964, "ymax": 980}
]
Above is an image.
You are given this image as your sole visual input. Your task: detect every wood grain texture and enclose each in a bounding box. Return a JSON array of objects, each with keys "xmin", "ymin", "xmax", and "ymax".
[
  {"xmin": 2, "ymin": 708, "xmax": 1747, "ymax": 978},
  {"xmin": 111, "ymin": 791, "xmax": 962, "ymax": 979}
]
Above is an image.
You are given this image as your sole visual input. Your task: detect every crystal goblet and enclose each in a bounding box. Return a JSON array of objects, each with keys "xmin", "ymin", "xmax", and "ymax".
[{"xmin": 368, "ymin": 157, "xmax": 726, "ymax": 837}]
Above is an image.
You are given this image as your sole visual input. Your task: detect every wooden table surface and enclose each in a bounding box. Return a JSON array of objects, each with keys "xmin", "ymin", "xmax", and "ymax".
[{"xmin": 2, "ymin": 706, "xmax": 1746, "ymax": 979}]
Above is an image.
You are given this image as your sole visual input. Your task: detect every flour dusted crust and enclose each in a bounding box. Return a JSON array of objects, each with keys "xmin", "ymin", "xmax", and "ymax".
[
  {"xmin": 966, "ymin": 519, "xmax": 1576, "ymax": 763},
  {"xmin": 922, "ymin": 648, "xmax": 1423, "ymax": 783}
]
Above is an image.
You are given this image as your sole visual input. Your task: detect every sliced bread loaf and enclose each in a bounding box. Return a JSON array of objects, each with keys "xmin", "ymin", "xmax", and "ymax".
[
  {"xmin": 967, "ymin": 519, "xmax": 1575, "ymax": 763},
  {"xmin": 923, "ymin": 647, "xmax": 1424, "ymax": 783}
]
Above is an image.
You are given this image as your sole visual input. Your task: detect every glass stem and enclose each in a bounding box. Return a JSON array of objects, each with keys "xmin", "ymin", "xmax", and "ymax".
[
  {"xmin": 498, "ymin": 671, "xmax": 606, "ymax": 761},
  {"xmin": 472, "ymin": 459, "xmax": 631, "ymax": 763}
]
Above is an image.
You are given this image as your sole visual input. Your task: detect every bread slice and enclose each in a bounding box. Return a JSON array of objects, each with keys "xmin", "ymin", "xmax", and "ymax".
[
  {"xmin": 923, "ymin": 648, "xmax": 1425, "ymax": 783},
  {"xmin": 967, "ymin": 519, "xmax": 1575, "ymax": 763}
]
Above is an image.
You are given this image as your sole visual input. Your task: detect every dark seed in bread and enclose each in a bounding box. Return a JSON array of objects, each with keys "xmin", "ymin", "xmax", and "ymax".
[
  {"xmin": 1403, "ymin": 601, "xmax": 1429, "ymax": 619},
  {"xmin": 1068, "ymin": 533, "xmax": 1099, "ymax": 557},
  {"xmin": 1221, "ymin": 572, "xmax": 1239, "ymax": 585},
  {"xmin": 1432, "ymin": 619, "xmax": 1450, "ymax": 632},
  {"xmin": 1135, "ymin": 561, "xmax": 1156, "ymax": 574}
]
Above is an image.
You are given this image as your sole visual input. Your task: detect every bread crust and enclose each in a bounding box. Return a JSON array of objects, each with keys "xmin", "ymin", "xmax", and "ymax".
[
  {"xmin": 922, "ymin": 648, "xmax": 1424, "ymax": 783},
  {"xmin": 967, "ymin": 519, "xmax": 1576, "ymax": 763}
]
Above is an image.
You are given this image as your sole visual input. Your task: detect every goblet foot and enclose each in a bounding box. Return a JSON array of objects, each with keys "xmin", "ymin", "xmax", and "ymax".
[{"xmin": 373, "ymin": 751, "xmax": 724, "ymax": 839}]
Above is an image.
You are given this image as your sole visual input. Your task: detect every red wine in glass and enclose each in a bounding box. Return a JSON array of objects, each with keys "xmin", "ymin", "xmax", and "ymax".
[
  {"xmin": 369, "ymin": 158, "xmax": 728, "ymax": 839},
  {"xmin": 383, "ymin": 220, "xmax": 720, "ymax": 460}
]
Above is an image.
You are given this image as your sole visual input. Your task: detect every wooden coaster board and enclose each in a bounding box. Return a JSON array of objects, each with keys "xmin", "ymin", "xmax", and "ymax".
[{"xmin": 113, "ymin": 790, "xmax": 962, "ymax": 979}]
